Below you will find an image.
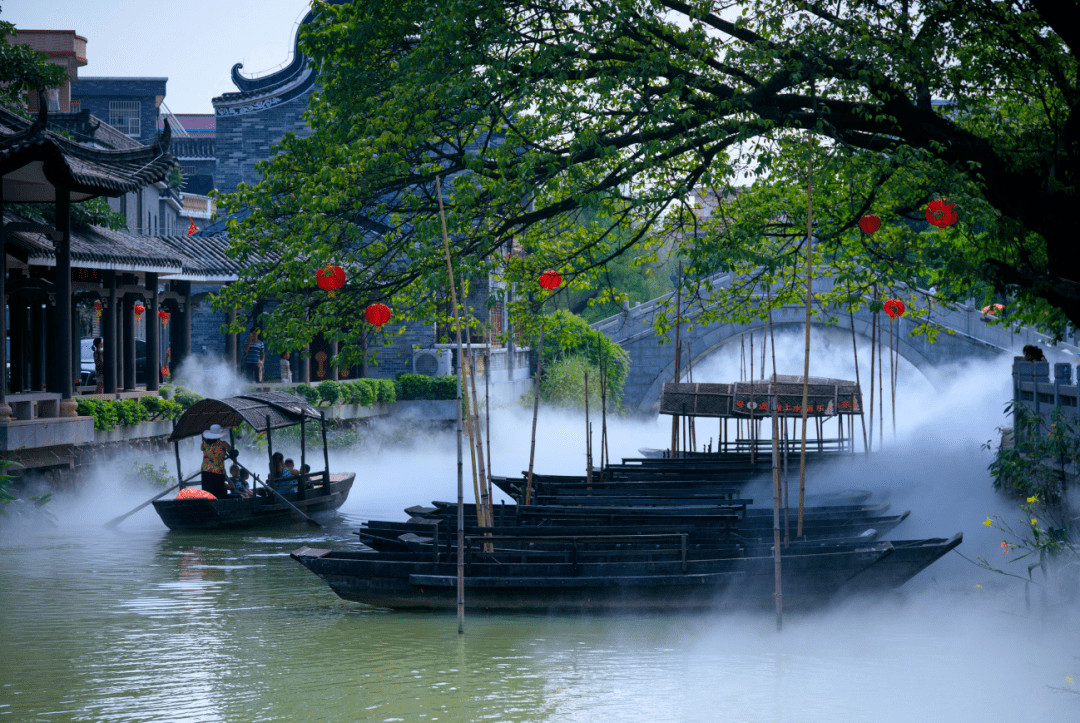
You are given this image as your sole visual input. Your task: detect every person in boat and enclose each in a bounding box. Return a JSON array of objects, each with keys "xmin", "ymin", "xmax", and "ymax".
[
  {"xmin": 270, "ymin": 452, "xmax": 297, "ymax": 494},
  {"xmin": 226, "ymin": 465, "xmax": 251, "ymax": 498},
  {"xmin": 200, "ymin": 424, "xmax": 231, "ymax": 498}
]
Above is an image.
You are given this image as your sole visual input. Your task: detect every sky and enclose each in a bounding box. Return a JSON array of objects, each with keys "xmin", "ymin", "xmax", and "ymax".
[{"xmin": 4, "ymin": 0, "xmax": 313, "ymax": 114}]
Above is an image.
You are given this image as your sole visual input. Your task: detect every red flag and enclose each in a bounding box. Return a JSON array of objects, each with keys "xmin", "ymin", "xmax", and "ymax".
[{"xmin": 187, "ymin": 217, "xmax": 197, "ymax": 236}]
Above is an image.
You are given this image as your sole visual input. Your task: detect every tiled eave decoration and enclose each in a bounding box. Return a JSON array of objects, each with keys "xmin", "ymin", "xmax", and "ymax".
[{"xmin": 0, "ymin": 105, "xmax": 177, "ymax": 202}]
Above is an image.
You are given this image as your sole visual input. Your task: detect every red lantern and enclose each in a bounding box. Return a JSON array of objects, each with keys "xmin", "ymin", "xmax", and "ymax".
[
  {"xmin": 158, "ymin": 309, "xmax": 171, "ymax": 327},
  {"xmin": 365, "ymin": 302, "xmax": 392, "ymax": 328},
  {"xmin": 93, "ymin": 300, "xmax": 103, "ymax": 320},
  {"xmin": 858, "ymin": 214, "xmax": 881, "ymax": 235},
  {"xmin": 134, "ymin": 303, "xmax": 145, "ymax": 321},
  {"xmin": 539, "ymin": 270, "xmax": 562, "ymax": 291},
  {"xmin": 883, "ymin": 299, "xmax": 906, "ymax": 318},
  {"xmin": 316, "ymin": 264, "xmax": 347, "ymax": 298},
  {"xmin": 925, "ymin": 199, "xmax": 957, "ymax": 228}
]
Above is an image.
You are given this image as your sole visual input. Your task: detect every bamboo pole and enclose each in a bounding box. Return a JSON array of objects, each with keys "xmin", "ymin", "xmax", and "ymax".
[
  {"xmin": 767, "ymin": 292, "xmax": 783, "ymax": 630},
  {"xmin": 485, "ymin": 325, "xmax": 492, "ymax": 502},
  {"xmin": 671, "ymin": 262, "xmax": 683, "ymax": 458},
  {"xmin": 524, "ymin": 323, "xmax": 544, "ymax": 505},
  {"xmin": 890, "ymin": 314, "xmax": 897, "ymax": 438},
  {"xmin": 869, "ymin": 287, "xmax": 877, "ymax": 453},
  {"xmin": 584, "ymin": 371, "xmax": 592, "ymax": 487},
  {"xmin": 435, "ymin": 175, "xmax": 466, "ymax": 634},
  {"xmin": 878, "ymin": 307, "xmax": 884, "ymax": 447},
  {"xmin": 464, "ymin": 310, "xmax": 491, "ymax": 527},
  {"xmin": 849, "ymin": 307, "xmax": 868, "ymax": 453},
  {"xmin": 797, "ymin": 138, "xmax": 814, "ymax": 539},
  {"xmin": 600, "ymin": 338, "xmax": 609, "ymax": 476}
]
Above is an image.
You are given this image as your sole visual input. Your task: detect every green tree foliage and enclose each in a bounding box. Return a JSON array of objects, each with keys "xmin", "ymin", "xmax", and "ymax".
[
  {"xmin": 214, "ymin": 0, "xmax": 1079, "ymax": 352},
  {"xmin": 0, "ymin": 14, "xmax": 66, "ymax": 107},
  {"xmin": 521, "ymin": 311, "xmax": 630, "ymax": 405}
]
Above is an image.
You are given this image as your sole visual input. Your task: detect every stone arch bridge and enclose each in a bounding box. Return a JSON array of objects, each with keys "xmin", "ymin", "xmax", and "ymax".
[{"xmin": 592, "ymin": 274, "xmax": 1079, "ymax": 414}]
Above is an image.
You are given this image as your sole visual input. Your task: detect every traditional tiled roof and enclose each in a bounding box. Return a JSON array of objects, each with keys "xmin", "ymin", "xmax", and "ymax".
[
  {"xmin": 0, "ymin": 102, "xmax": 177, "ymax": 201},
  {"xmin": 155, "ymin": 232, "xmax": 261, "ymax": 280},
  {"xmin": 4, "ymin": 211, "xmax": 182, "ymax": 273}
]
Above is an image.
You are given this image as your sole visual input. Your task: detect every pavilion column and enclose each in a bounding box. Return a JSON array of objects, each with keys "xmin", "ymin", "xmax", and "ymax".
[
  {"xmin": 145, "ymin": 272, "xmax": 159, "ymax": 392},
  {"xmin": 0, "ymin": 205, "xmax": 9, "ymax": 421},
  {"xmin": 224, "ymin": 306, "xmax": 237, "ymax": 371},
  {"xmin": 329, "ymin": 339, "xmax": 339, "ymax": 381},
  {"xmin": 34, "ymin": 302, "xmax": 46, "ymax": 392},
  {"xmin": 115, "ymin": 287, "xmax": 124, "ymax": 390},
  {"xmin": 103, "ymin": 271, "xmax": 117, "ymax": 394},
  {"xmin": 71, "ymin": 296, "xmax": 79, "ymax": 390},
  {"xmin": 45, "ymin": 302, "xmax": 58, "ymax": 391},
  {"xmin": 359, "ymin": 330, "xmax": 368, "ymax": 378},
  {"xmin": 9, "ymin": 296, "xmax": 24, "ymax": 392},
  {"xmin": 122, "ymin": 293, "xmax": 136, "ymax": 390},
  {"xmin": 55, "ymin": 190, "xmax": 75, "ymax": 415},
  {"xmin": 299, "ymin": 342, "xmax": 310, "ymax": 383}
]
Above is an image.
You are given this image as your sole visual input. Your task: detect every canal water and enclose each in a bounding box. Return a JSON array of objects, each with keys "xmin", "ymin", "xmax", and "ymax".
[{"xmin": 2, "ymin": 352, "xmax": 1078, "ymax": 721}]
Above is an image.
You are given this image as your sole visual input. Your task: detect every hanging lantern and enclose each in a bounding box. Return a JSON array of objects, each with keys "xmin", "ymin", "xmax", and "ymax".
[
  {"xmin": 883, "ymin": 299, "xmax": 906, "ymax": 318},
  {"xmin": 925, "ymin": 199, "xmax": 958, "ymax": 228},
  {"xmin": 93, "ymin": 300, "xmax": 103, "ymax": 320},
  {"xmin": 316, "ymin": 263, "xmax": 347, "ymax": 298},
  {"xmin": 134, "ymin": 303, "xmax": 145, "ymax": 321},
  {"xmin": 158, "ymin": 309, "xmax": 171, "ymax": 327},
  {"xmin": 858, "ymin": 214, "xmax": 881, "ymax": 235},
  {"xmin": 539, "ymin": 270, "xmax": 562, "ymax": 291},
  {"xmin": 365, "ymin": 302, "xmax": 392, "ymax": 328}
]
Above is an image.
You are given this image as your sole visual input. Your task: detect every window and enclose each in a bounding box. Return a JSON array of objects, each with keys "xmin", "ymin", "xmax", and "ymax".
[
  {"xmin": 108, "ymin": 101, "xmax": 141, "ymax": 137},
  {"xmin": 69, "ymin": 100, "xmax": 81, "ymax": 113}
]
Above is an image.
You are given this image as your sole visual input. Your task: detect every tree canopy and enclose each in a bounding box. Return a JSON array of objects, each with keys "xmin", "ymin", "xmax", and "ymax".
[
  {"xmin": 215, "ymin": 0, "xmax": 1079, "ymax": 358},
  {"xmin": 0, "ymin": 14, "xmax": 67, "ymax": 107}
]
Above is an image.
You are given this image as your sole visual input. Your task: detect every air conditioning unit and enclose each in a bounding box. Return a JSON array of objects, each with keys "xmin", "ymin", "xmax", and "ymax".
[{"xmin": 413, "ymin": 348, "xmax": 452, "ymax": 377}]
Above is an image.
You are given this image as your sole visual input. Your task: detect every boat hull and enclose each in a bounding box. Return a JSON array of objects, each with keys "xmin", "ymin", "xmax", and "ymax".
[
  {"xmin": 152, "ymin": 473, "xmax": 355, "ymax": 530},
  {"xmin": 291, "ymin": 533, "xmax": 961, "ymax": 612}
]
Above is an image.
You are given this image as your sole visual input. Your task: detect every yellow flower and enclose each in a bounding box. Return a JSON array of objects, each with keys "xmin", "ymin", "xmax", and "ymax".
[
  {"xmin": 983, "ymin": 517, "xmax": 993, "ymax": 526},
  {"xmin": 1031, "ymin": 518, "xmax": 1038, "ymax": 526},
  {"xmin": 1067, "ymin": 676, "xmax": 1075, "ymax": 686},
  {"xmin": 975, "ymin": 584, "xmax": 983, "ymax": 590},
  {"xmin": 1026, "ymin": 495, "xmax": 1038, "ymax": 504}
]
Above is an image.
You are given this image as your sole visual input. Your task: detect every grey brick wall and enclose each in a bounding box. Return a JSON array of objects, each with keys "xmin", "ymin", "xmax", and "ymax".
[
  {"xmin": 70, "ymin": 78, "xmax": 167, "ymax": 147},
  {"xmin": 214, "ymin": 88, "xmax": 314, "ymax": 194}
]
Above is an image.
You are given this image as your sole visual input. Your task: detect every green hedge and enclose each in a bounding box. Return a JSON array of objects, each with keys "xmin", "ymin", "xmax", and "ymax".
[
  {"xmin": 292, "ymin": 379, "xmax": 396, "ymax": 407},
  {"xmin": 398, "ymin": 374, "xmax": 458, "ymax": 400},
  {"xmin": 76, "ymin": 395, "xmax": 184, "ymax": 431}
]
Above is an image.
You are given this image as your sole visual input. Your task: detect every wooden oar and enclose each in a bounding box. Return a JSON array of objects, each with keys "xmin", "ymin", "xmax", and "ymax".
[
  {"xmin": 235, "ymin": 460, "xmax": 321, "ymax": 528},
  {"xmin": 105, "ymin": 472, "xmax": 201, "ymax": 527}
]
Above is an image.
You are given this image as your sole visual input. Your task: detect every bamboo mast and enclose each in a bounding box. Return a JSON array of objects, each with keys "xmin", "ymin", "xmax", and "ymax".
[
  {"xmin": 464, "ymin": 306, "xmax": 491, "ymax": 527},
  {"xmin": 868, "ymin": 285, "xmax": 877, "ymax": 453},
  {"xmin": 849, "ymin": 306, "xmax": 868, "ymax": 453},
  {"xmin": 584, "ymin": 372, "xmax": 592, "ymax": 486},
  {"xmin": 671, "ymin": 262, "xmax": 683, "ymax": 458},
  {"xmin": 878, "ymin": 306, "xmax": 884, "ymax": 447},
  {"xmin": 485, "ymin": 324, "xmax": 493, "ymax": 502},
  {"xmin": 797, "ymin": 139, "xmax": 814, "ymax": 539},
  {"xmin": 767, "ymin": 289, "xmax": 783, "ymax": 630},
  {"xmin": 435, "ymin": 175, "xmax": 465, "ymax": 634},
  {"xmin": 890, "ymin": 311, "xmax": 897, "ymax": 438},
  {"xmin": 524, "ymin": 323, "xmax": 544, "ymax": 505}
]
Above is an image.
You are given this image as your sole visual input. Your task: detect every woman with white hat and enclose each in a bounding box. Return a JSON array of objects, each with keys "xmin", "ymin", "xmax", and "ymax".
[{"xmin": 200, "ymin": 424, "xmax": 231, "ymax": 499}]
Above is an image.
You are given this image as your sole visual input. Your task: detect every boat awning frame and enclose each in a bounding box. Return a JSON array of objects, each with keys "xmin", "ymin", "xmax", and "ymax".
[
  {"xmin": 660, "ymin": 376, "xmax": 863, "ymax": 419},
  {"xmin": 168, "ymin": 391, "xmax": 321, "ymax": 442}
]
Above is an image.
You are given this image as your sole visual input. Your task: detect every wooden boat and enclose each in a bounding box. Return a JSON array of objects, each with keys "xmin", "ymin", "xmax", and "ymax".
[
  {"xmin": 290, "ymin": 532, "xmax": 961, "ymax": 611},
  {"xmin": 153, "ymin": 473, "xmax": 355, "ymax": 530},
  {"xmin": 151, "ymin": 391, "xmax": 354, "ymax": 531}
]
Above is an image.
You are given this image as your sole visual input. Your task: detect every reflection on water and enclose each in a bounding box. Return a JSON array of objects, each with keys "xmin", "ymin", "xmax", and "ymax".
[{"xmin": 1, "ymin": 507, "xmax": 1076, "ymax": 723}]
